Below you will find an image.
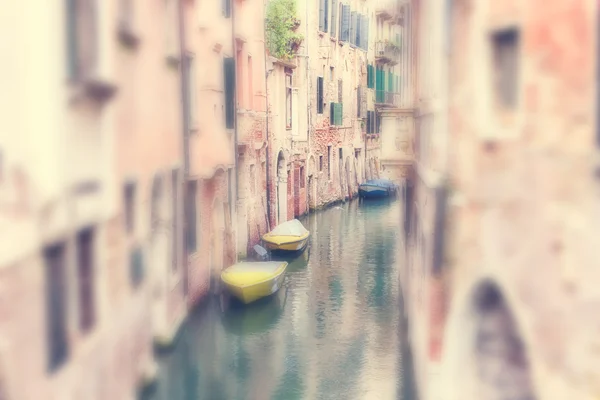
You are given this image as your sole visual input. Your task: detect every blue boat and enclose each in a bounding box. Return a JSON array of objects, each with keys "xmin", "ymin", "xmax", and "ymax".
[{"xmin": 358, "ymin": 179, "xmax": 399, "ymax": 199}]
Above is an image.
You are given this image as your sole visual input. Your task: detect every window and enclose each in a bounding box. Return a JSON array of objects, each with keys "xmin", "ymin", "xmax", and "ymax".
[
  {"xmin": 223, "ymin": 0, "xmax": 231, "ymax": 18},
  {"xmin": 286, "ymin": 73, "xmax": 292, "ymax": 129},
  {"xmin": 491, "ymin": 28, "xmax": 520, "ymax": 110},
  {"xmin": 66, "ymin": 0, "xmax": 98, "ymax": 81},
  {"xmin": 319, "ymin": 155, "xmax": 324, "ymax": 171},
  {"xmin": 45, "ymin": 243, "xmax": 68, "ymax": 373},
  {"xmin": 338, "ymin": 79, "xmax": 342, "ymax": 103},
  {"xmin": 300, "ymin": 166, "xmax": 305, "ymax": 188},
  {"xmin": 319, "ymin": 0, "xmax": 329, "ymax": 32},
  {"xmin": 340, "ymin": 5, "xmax": 350, "ymax": 42},
  {"xmin": 338, "ymin": 148, "xmax": 343, "ymax": 160},
  {"xmin": 376, "ymin": 112, "xmax": 382, "ymax": 133},
  {"xmin": 77, "ymin": 227, "xmax": 95, "ymax": 332},
  {"xmin": 248, "ymin": 55, "xmax": 253, "ymax": 110},
  {"xmin": 330, "ymin": 66, "xmax": 334, "ymax": 81},
  {"xmin": 317, "ymin": 76, "xmax": 324, "ymax": 114},
  {"xmin": 331, "ymin": 0, "xmax": 338, "ymax": 37},
  {"xmin": 124, "ymin": 182, "xmax": 135, "ymax": 234},
  {"xmin": 236, "ymin": 50, "xmax": 244, "ymax": 108},
  {"xmin": 224, "ymin": 57, "xmax": 236, "ymax": 129},
  {"xmin": 327, "ymin": 145, "xmax": 332, "ymax": 179},
  {"xmin": 330, "ymin": 102, "xmax": 343, "ymax": 126},
  {"xmin": 367, "ymin": 64, "xmax": 374, "ymax": 88},
  {"xmin": 186, "ymin": 180, "xmax": 197, "ymax": 253},
  {"xmin": 171, "ymin": 169, "xmax": 178, "ymax": 270}
]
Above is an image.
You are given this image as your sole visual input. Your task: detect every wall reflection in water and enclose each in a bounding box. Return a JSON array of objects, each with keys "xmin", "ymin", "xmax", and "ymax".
[{"xmin": 143, "ymin": 198, "xmax": 416, "ymax": 400}]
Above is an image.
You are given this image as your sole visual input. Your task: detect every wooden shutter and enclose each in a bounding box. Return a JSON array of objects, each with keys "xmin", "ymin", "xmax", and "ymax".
[
  {"xmin": 335, "ymin": 103, "xmax": 343, "ymax": 125},
  {"xmin": 223, "ymin": 0, "xmax": 231, "ymax": 17},
  {"xmin": 350, "ymin": 12, "xmax": 356, "ymax": 46},
  {"xmin": 355, "ymin": 13, "xmax": 361, "ymax": 48},
  {"xmin": 324, "ymin": 0, "xmax": 329, "ymax": 32},
  {"xmin": 66, "ymin": 0, "xmax": 79, "ymax": 79},
  {"xmin": 330, "ymin": 102, "xmax": 335, "ymax": 123},
  {"xmin": 77, "ymin": 228, "xmax": 95, "ymax": 332},
  {"xmin": 341, "ymin": 5, "xmax": 350, "ymax": 42},
  {"xmin": 319, "ymin": 0, "xmax": 325, "ymax": 31},
  {"xmin": 224, "ymin": 57, "xmax": 235, "ymax": 129},
  {"xmin": 317, "ymin": 77, "xmax": 324, "ymax": 114},
  {"xmin": 45, "ymin": 243, "xmax": 68, "ymax": 372},
  {"xmin": 331, "ymin": 0, "xmax": 337, "ymax": 37}
]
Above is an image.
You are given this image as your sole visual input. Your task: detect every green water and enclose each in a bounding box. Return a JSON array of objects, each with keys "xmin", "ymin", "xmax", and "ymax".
[{"xmin": 144, "ymin": 198, "xmax": 417, "ymax": 400}]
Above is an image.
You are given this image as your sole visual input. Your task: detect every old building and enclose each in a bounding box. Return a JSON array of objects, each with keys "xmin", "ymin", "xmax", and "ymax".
[
  {"xmin": 297, "ymin": 0, "xmax": 378, "ymax": 209},
  {"xmin": 234, "ymin": 0, "xmax": 271, "ymax": 258},
  {"xmin": 402, "ymin": 1, "xmax": 600, "ymax": 400},
  {"xmin": 0, "ymin": 0, "xmax": 182, "ymax": 398},
  {"xmin": 183, "ymin": 0, "xmax": 238, "ymax": 299},
  {"xmin": 376, "ymin": 0, "xmax": 414, "ymax": 185}
]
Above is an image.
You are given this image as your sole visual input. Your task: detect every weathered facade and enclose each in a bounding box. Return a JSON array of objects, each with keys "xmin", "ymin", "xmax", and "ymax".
[
  {"xmin": 0, "ymin": 0, "xmax": 184, "ymax": 398},
  {"xmin": 402, "ymin": 1, "xmax": 600, "ymax": 400},
  {"xmin": 297, "ymin": 0, "xmax": 379, "ymax": 209},
  {"xmin": 183, "ymin": 0, "xmax": 238, "ymax": 298}
]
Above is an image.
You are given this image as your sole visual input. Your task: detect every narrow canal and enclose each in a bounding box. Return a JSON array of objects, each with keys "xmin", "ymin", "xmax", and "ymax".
[{"xmin": 143, "ymin": 198, "xmax": 417, "ymax": 400}]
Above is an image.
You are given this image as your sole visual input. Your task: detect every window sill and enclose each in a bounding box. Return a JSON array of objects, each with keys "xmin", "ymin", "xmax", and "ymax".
[
  {"xmin": 318, "ymin": 31, "xmax": 325, "ymax": 37},
  {"xmin": 330, "ymin": 36, "xmax": 337, "ymax": 43}
]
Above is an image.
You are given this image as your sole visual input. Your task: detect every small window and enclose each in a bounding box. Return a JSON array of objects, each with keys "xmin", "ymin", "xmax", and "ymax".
[
  {"xmin": 491, "ymin": 28, "xmax": 520, "ymax": 110},
  {"xmin": 330, "ymin": 67, "xmax": 334, "ymax": 81},
  {"xmin": 77, "ymin": 227, "xmax": 95, "ymax": 333},
  {"xmin": 338, "ymin": 148, "xmax": 343, "ymax": 160},
  {"xmin": 317, "ymin": 77, "xmax": 324, "ymax": 114},
  {"xmin": 124, "ymin": 182, "xmax": 136, "ymax": 234},
  {"xmin": 45, "ymin": 243, "xmax": 69, "ymax": 373},
  {"xmin": 223, "ymin": 0, "xmax": 231, "ymax": 18},
  {"xmin": 171, "ymin": 169, "xmax": 179, "ymax": 270},
  {"xmin": 300, "ymin": 166, "xmax": 305, "ymax": 188},
  {"xmin": 186, "ymin": 180, "xmax": 197, "ymax": 253},
  {"xmin": 319, "ymin": 155, "xmax": 324, "ymax": 171}
]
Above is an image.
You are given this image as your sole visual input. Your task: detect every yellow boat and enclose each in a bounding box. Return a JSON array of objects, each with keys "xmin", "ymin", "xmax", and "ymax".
[
  {"xmin": 262, "ymin": 219, "xmax": 310, "ymax": 252},
  {"xmin": 221, "ymin": 261, "xmax": 288, "ymax": 304}
]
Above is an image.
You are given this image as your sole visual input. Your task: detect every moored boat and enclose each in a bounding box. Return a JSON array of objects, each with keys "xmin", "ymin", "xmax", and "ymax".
[
  {"xmin": 262, "ymin": 219, "xmax": 310, "ymax": 253},
  {"xmin": 221, "ymin": 261, "xmax": 288, "ymax": 304},
  {"xmin": 358, "ymin": 179, "xmax": 398, "ymax": 199}
]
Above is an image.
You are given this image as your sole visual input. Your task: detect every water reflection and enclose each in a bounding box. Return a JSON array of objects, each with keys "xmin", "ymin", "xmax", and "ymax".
[{"xmin": 144, "ymin": 198, "xmax": 414, "ymax": 400}]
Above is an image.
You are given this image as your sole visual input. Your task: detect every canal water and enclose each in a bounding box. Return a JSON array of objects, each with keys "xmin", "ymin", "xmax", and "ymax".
[{"xmin": 143, "ymin": 198, "xmax": 417, "ymax": 400}]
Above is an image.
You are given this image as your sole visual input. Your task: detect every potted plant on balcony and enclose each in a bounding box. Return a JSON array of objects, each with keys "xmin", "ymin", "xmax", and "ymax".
[{"xmin": 266, "ymin": 0, "xmax": 304, "ymax": 61}]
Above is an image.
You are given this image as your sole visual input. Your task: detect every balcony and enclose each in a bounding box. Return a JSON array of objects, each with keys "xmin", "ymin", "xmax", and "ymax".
[
  {"xmin": 375, "ymin": 40, "xmax": 400, "ymax": 66},
  {"xmin": 375, "ymin": 90, "xmax": 400, "ymax": 107},
  {"xmin": 376, "ymin": 0, "xmax": 398, "ymax": 20}
]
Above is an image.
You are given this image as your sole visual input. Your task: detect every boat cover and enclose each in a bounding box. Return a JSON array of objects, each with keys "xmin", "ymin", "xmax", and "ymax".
[
  {"xmin": 362, "ymin": 179, "xmax": 397, "ymax": 188},
  {"xmin": 226, "ymin": 261, "xmax": 285, "ymax": 274},
  {"xmin": 268, "ymin": 219, "xmax": 309, "ymax": 237}
]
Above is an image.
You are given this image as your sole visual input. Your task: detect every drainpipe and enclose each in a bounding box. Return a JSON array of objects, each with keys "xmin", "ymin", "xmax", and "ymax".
[
  {"xmin": 177, "ymin": 0, "xmax": 190, "ymax": 296},
  {"xmin": 263, "ymin": 0, "xmax": 272, "ymax": 230}
]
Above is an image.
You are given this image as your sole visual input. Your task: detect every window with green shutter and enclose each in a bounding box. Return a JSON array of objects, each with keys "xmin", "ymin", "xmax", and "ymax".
[{"xmin": 330, "ymin": 103, "xmax": 343, "ymax": 126}]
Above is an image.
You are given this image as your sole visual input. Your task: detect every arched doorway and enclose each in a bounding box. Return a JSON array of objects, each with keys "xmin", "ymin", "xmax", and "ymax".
[
  {"xmin": 345, "ymin": 156, "xmax": 352, "ymax": 198},
  {"xmin": 276, "ymin": 151, "xmax": 287, "ymax": 225},
  {"xmin": 307, "ymin": 155, "xmax": 317, "ymax": 210},
  {"xmin": 472, "ymin": 281, "xmax": 536, "ymax": 400},
  {"xmin": 443, "ymin": 279, "xmax": 537, "ymax": 400},
  {"xmin": 149, "ymin": 174, "xmax": 169, "ymax": 338}
]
